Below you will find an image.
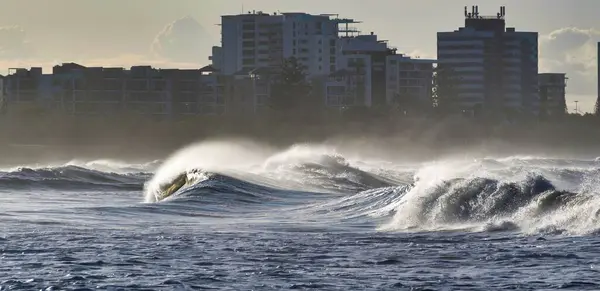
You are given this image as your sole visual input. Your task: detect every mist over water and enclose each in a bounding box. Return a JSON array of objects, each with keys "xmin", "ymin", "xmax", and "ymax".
[{"xmin": 3, "ymin": 138, "xmax": 600, "ymax": 289}]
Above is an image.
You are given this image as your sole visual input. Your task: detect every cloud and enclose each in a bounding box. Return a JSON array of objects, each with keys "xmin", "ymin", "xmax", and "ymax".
[
  {"xmin": 539, "ymin": 28, "xmax": 600, "ymax": 93},
  {"xmin": 150, "ymin": 16, "xmax": 212, "ymax": 64},
  {"xmin": 539, "ymin": 27, "xmax": 600, "ymax": 112},
  {"xmin": 406, "ymin": 49, "xmax": 436, "ymax": 60},
  {"xmin": 0, "ymin": 26, "xmax": 35, "ymax": 59}
]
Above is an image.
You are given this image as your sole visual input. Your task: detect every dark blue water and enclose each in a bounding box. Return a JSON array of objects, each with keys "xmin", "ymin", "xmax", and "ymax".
[{"xmin": 2, "ymin": 146, "xmax": 600, "ymax": 290}]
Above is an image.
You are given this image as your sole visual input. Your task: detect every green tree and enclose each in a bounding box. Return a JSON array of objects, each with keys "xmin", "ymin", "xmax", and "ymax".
[{"xmin": 269, "ymin": 57, "xmax": 313, "ymax": 119}]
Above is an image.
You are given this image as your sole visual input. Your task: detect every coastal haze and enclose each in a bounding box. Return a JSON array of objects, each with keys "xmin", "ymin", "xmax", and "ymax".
[{"xmin": 2, "ymin": 1, "xmax": 600, "ymax": 290}]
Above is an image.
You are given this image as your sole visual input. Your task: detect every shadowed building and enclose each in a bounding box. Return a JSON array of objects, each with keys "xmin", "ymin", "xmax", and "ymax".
[
  {"xmin": 538, "ymin": 73, "xmax": 567, "ymax": 117},
  {"xmin": 437, "ymin": 6, "xmax": 539, "ymax": 117},
  {"xmin": 0, "ymin": 74, "xmax": 5, "ymax": 113},
  {"xmin": 596, "ymin": 42, "xmax": 600, "ymax": 115},
  {"xmin": 4, "ymin": 64, "xmax": 228, "ymax": 117},
  {"xmin": 385, "ymin": 54, "xmax": 435, "ymax": 114}
]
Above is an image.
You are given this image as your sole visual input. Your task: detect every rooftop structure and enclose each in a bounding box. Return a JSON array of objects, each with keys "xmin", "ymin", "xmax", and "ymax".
[{"xmin": 437, "ymin": 5, "xmax": 539, "ymax": 117}]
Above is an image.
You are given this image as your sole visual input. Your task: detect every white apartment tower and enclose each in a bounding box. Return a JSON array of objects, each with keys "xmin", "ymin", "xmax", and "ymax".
[
  {"xmin": 437, "ymin": 6, "xmax": 539, "ymax": 116},
  {"xmin": 214, "ymin": 11, "xmax": 354, "ymax": 77}
]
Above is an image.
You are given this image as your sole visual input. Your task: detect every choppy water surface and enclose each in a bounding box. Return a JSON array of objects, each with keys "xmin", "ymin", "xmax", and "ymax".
[{"xmin": 2, "ymin": 142, "xmax": 600, "ymax": 290}]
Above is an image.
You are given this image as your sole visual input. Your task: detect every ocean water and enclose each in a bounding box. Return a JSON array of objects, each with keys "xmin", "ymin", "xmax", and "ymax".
[{"xmin": 2, "ymin": 141, "xmax": 600, "ymax": 290}]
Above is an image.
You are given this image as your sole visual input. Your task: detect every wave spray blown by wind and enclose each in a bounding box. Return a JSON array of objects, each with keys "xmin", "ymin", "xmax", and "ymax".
[{"xmin": 143, "ymin": 140, "xmax": 600, "ymax": 236}]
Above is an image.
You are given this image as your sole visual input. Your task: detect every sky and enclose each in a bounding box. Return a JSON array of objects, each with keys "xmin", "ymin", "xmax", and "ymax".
[{"xmin": 0, "ymin": 0, "xmax": 598, "ymax": 112}]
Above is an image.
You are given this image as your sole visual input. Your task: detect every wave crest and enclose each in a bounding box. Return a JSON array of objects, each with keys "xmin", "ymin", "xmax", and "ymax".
[{"xmin": 382, "ymin": 173, "xmax": 600, "ymax": 235}]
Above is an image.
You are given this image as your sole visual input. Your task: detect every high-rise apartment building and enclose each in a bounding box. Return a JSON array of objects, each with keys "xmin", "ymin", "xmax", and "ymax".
[
  {"xmin": 437, "ymin": 6, "xmax": 539, "ymax": 116},
  {"xmin": 214, "ymin": 11, "xmax": 356, "ymax": 77}
]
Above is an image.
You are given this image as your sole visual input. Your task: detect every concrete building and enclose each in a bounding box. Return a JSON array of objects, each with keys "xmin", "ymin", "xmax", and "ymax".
[
  {"xmin": 214, "ymin": 11, "xmax": 356, "ymax": 77},
  {"xmin": 325, "ymin": 55, "xmax": 372, "ymax": 109},
  {"xmin": 4, "ymin": 67, "xmax": 58, "ymax": 113},
  {"xmin": 324, "ymin": 32, "xmax": 435, "ymax": 112},
  {"xmin": 538, "ymin": 73, "xmax": 567, "ymax": 116},
  {"xmin": 437, "ymin": 6, "xmax": 539, "ymax": 117},
  {"xmin": 4, "ymin": 64, "xmax": 227, "ymax": 117},
  {"xmin": 338, "ymin": 33, "xmax": 393, "ymax": 108},
  {"xmin": 597, "ymin": 42, "xmax": 600, "ymax": 115},
  {"xmin": 49, "ymin": 63, "xmax": 171, "ymax": 116},
  {"xmin": 228, "ymin": 67, "xmax": 277, "ymax": 115},
  {"xmin": 0, "ymin": 74, "xmax": 5, "ymax": 113},
  {"xmin": 386, "ymin": 54, "xmax": 435, "ymax": 112}
]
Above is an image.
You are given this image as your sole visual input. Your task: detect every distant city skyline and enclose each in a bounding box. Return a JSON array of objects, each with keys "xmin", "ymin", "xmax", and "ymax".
[{"xmin": 0, "ymin": 0, "xmax": 597, "ymax": 112}]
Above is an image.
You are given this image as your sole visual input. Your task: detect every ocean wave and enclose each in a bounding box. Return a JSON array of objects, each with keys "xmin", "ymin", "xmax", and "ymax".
[
  {"xmin": 0, "ymin": 165, "xmax": 148, "ymax": 191},
  {"xmin": 381, "ymin": 173, "xmax": 600, "ymax": 235},
  {"xmin": 263, "ymin": 145, "xmax": 397, "ymax": 192},
  {"xmin": 144, "ymin": 142, "xmax": 401, "ymax": 203},
  {"xmin": 142, "ymin": 141, "xmax": 600, "ymax": 236}
]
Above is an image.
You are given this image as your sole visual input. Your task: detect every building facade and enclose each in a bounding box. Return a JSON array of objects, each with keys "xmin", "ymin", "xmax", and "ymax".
[
  {"xmin": 0, "ymin": 74, "xmax": 5, "ymax": 113},
  {"xmin": 325, "ymin": 54, "xmax": 372, "ymax": 109},
  {"xmin": 215, "ymin": 11, "xmax": 355, "ymax": 77},
  {"xmin": 437, "ymin": 6, "xmax": 539, "ymax": 117},
  {"xmin": 538, "ymin": 73, "xmax": 567, "ymax": 116},
  {"xmin": 386, "ymin": 54, "xmax": 435, "ymax": 112},
  {"xmin": 4, "ymin": 64, "xmax": 227, "ymax": 117},
  {"xmin": 338, "ymin": 33, "xmax": 393, "ymax": 108}
]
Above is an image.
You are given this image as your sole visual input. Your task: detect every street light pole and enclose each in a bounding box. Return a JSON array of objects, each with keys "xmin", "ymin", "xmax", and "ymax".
[{"xmin": 575, "ymin": 100, "xmax": 579, "ymax": 114}]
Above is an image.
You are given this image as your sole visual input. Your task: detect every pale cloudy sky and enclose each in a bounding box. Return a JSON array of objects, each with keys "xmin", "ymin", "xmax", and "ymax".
[{"xmin": 0, "ymin": 0, "xmax": 598, "ymax": 112}]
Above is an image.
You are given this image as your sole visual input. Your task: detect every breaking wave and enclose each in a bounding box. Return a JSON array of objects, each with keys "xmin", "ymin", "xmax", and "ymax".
[{"xmin": 23, "ymin": 140, "xmax": 586, "ymax": 237}]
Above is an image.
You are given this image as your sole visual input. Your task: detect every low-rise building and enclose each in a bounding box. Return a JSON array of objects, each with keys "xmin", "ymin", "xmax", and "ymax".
[
  {"xmin": 229, "ymin": 67, "xmax": 277, "ymax": 115},
  {"xmin": 538, "ymin": 73, "xmax": 567, "ymax": 116},
  {"xmin": 4, "ymin": 64, "xmax": 229, "ymax": 117}
]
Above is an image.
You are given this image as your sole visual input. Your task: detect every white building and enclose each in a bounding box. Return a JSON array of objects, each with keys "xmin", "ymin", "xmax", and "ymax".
[
  {"xmin": 385, "ymin": 54, "xmax": 435, "ymax": 110},
  {"xmin": 214, "ymin": 11, "xmax": 356, "ymax": 77},
  {"xmin": 437, "ymin": 6, "xmax": 539, "ymax": 116}
]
